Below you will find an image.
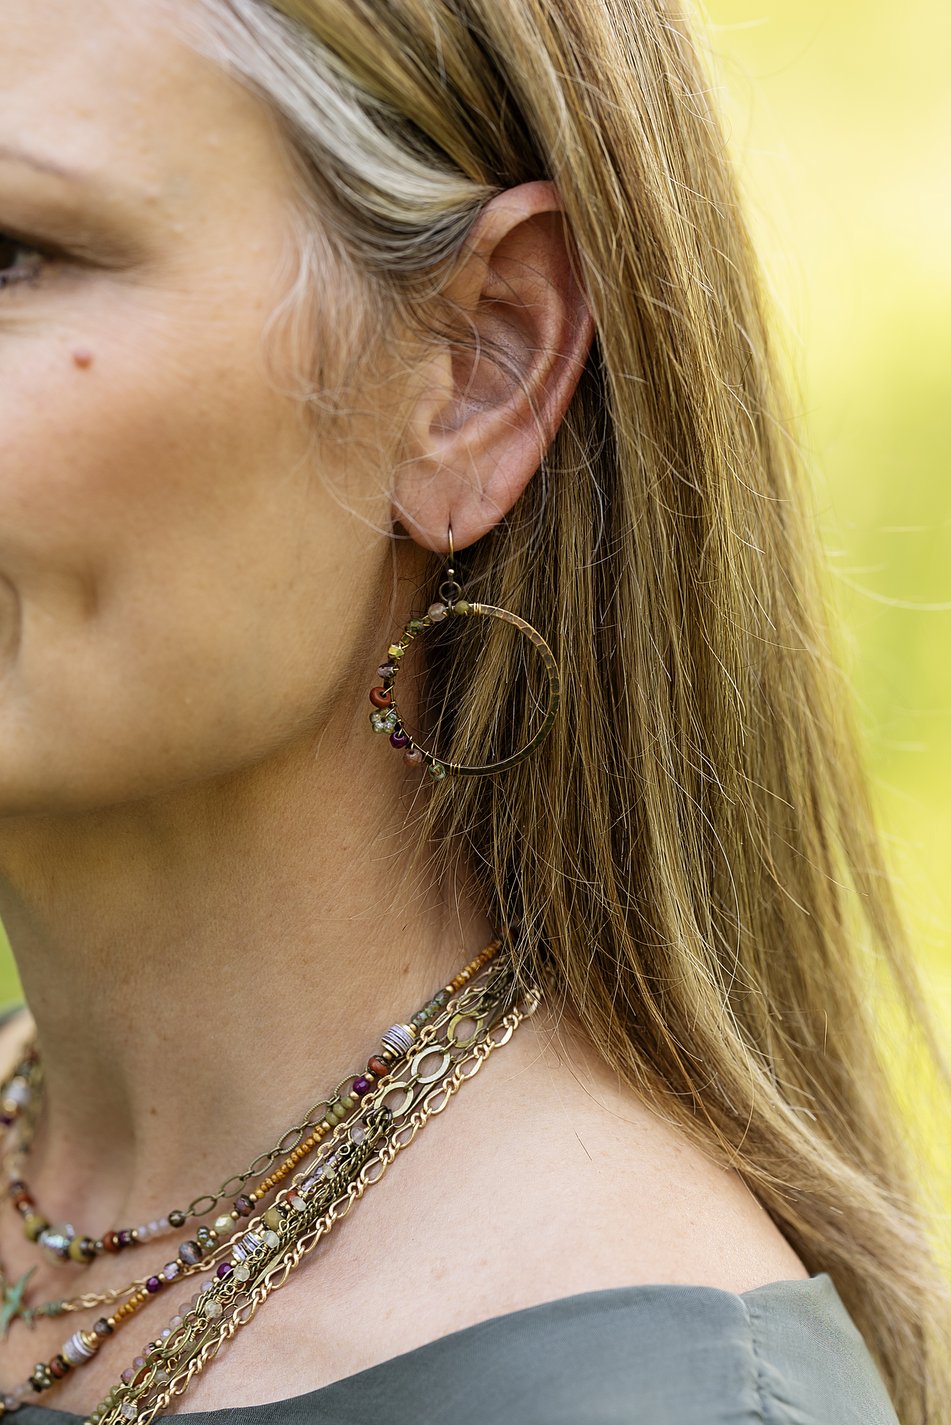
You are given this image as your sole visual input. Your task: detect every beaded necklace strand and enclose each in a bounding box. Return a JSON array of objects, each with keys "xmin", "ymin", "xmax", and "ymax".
[
  {"xmin": 0, "ymin": 939, "xmax": 497, "ymax": 1270},
  {"xmin": 96, "ymin": 958, "xmax": 540, "ymax": 1425},
  {"xmin": 0, "ymin": 931, "xmax": 530, "ymax": 1416}
]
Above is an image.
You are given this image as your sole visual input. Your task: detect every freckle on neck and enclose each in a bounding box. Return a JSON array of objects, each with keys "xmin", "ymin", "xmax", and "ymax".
[{"xmin": 72, "ymin": 347, "xmax": 95, "ymax": 369}]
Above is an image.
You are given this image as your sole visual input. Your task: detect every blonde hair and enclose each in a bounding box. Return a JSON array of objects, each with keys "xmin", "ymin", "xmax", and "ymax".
[{"xmin": 172, "ymin": 1, "xmax": 951, "ymax": 1417}]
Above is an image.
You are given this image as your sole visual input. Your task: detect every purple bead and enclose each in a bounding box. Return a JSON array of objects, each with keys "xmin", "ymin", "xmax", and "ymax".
[
  {"xmin": 146, "ymin": 1276, "xmax": 161, "ymax": 1293},
  {"xmin": 352, "ymin": 1076, "xmax": 371, "ymax": 1096},
  {"xmin": 234, "ymin": 1196, "xmax": 253, "ymax": 1218},
  {"xmin": 178, "ymin": 1240, "xmax": 202, "ymax": 1266},
  {"xmin": 389, "ymin": 731, "xmax": 409, "ymax": 748},
  {"xmin": 117, "ymin": 1230, "xmax": 133, "ymax": 1248},
  {"xmin": 216, "ymin": 1262, "xmax": 232, "ymax": 1279},
  {"xmin": 377, "ymin": 662, "xmax": 397, "ymax": 679}
]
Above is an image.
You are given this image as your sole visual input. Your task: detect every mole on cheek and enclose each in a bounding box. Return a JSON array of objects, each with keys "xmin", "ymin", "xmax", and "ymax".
[{"xmin": 71, "ymin": 347, "xmax": 95, "ymax": 369}]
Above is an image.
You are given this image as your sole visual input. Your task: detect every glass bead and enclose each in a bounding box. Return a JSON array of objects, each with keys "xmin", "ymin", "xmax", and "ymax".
[
  {"xmin": 40, "ymin": 1223, "xmax": 75, "ymax": 1260},
  {"xmin": 428, "ymin": 761, "xmax": 448, "ymax": 781},
  {"xmin": 213, "ymin": 1215, "xmax": 233, "ymax": 1236},
  {"xmin": 68, "ymin": 1236, "xmax": 94, "ymax": 1263},
  {"xmin": 369, "ymin": 708, "xmax": 399, "ymax": 734},
  {"xmin": 262, "ymin": 1230, "xmax": 281, "ymax": 1249},
  {"xmin": 233, "ymin": 1263, "xmax": 250, "ymax": 1282},
  {"xmin": 386, "ymin": 644, "xmax": 404, "ymax": 659}
]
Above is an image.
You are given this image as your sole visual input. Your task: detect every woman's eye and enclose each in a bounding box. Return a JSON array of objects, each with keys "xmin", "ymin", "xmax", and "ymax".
[{"xmin": 0, "ymin": 233, "xmax": 49, "ymax": 292}]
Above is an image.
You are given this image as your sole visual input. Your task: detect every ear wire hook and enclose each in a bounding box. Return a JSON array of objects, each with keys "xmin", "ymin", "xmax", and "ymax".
[{"xmin": 440, "ymin": 519, "xmax": 462, "ymax": 605}]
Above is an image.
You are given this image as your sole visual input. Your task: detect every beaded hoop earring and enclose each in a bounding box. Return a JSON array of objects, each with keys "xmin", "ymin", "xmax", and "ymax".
[{"xmin": 368, "ymin": 521, "xmax": 561, "ymax": 781}]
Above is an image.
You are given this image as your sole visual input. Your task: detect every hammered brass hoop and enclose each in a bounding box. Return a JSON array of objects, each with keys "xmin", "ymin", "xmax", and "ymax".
[{"xmin": 368, "ymin": 599, "xmax": 561, "ymax": 779}]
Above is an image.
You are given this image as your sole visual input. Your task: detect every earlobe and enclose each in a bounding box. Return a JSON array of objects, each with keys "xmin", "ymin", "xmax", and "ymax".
[{"xmin": 392, "ymin": 182, "xmax": 595, "ymax": 554}]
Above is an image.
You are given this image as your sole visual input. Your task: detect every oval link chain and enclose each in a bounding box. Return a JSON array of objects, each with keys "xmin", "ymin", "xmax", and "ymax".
[{"xmin": 105, "ymin": 981, "xmax": 541, "ymax": 1425}]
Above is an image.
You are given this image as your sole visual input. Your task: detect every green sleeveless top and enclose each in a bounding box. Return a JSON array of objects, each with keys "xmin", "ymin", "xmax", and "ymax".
[
  {"xmin": 9, "ymin": 1274, "xmax": 898, "ymax": 1424},
  {"xmin": 0, "ymin": 1005, "xmax": 899, "ymax": 1423}
]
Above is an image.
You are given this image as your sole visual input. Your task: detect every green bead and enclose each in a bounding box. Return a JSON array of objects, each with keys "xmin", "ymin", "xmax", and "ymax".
[
  {"xmin": 428, "ymin": 762, "xmax": 447, "ymax": 781},
  {"xmin": 453, "ymin": 600, "xmax": 471, "ymax": 615},
  {"xmin": 370, "ymin": 708, "xmax": 399, "ymax": 734},
  {"xmin": 407, "ymin": 619, "xmax": 425, "ymax": 634},
  {"xmin": 263, "ymin": 1207, "xmax": 283, "ymax": 1231}
]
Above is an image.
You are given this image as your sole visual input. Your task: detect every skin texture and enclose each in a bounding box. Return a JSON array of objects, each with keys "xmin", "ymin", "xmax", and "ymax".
[{"xmin": 0, "ymin": 0, "xmax": 807, "ymax": 1412}]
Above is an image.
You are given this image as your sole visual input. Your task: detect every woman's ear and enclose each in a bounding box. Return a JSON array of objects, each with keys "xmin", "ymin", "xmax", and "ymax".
[{"xmin": 392, "ymin": 180, "xmax": 594, "ymax": 554}]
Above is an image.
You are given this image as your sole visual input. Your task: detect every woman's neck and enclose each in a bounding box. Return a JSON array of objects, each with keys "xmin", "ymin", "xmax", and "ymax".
[{"xmin": 0, "ymin": 725, "xmax": 495, "ymax": 1236}]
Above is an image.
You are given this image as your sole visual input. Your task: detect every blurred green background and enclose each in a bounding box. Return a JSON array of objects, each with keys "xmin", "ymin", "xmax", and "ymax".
[
  {"xmin": 701, "ymin": 0, "xmax": 951, "ymax": 1249},
  {"xmin": 0, "ymin": 0, "xmax": 947, "ymax": 1204},
  {"xmin": 698, "ymin": 0, "xmax": 951, "ymax": 992}
]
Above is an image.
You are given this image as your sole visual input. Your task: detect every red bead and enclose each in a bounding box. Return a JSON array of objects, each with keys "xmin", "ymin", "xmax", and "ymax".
[
  {"xmin": 102, "ymin": 1230, "xmax": 121, "ymax": 1254},
  {"xmin": 49, "ymin": 1357, "xmax": 70, "ymax": 1380},
  {"xmin": 368, "ymin": 1056, "xmax": 389, "ymax": 1077},
  {"xmin": 369, "ymin": 686, "xmax": 392, "ymax": 708}
]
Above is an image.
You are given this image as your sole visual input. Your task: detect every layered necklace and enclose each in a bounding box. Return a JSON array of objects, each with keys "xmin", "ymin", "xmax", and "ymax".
[{"xmin": 0, "ymin": 929, "xmax": 542, "ymax": 1425}]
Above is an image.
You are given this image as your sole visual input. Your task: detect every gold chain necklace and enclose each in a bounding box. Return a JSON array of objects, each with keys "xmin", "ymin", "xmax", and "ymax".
[{"xmin": 0, "ymin": 932, "xmax": 539, "ymax": 1419}]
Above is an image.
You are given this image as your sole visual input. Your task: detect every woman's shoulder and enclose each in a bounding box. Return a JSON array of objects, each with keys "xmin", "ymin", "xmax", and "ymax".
[{"xmin": 288, "ymin": 1273, "xmax": 898, "ymax": 1425}]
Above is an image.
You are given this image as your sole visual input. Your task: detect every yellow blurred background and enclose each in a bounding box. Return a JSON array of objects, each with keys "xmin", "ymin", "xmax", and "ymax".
[
  {"xmin": 0, "ymin": 0, "xmax": 947, "ymax": 1194},
  {"xmin": 699, "ymin": 0, "xmax": 951, "ymax": 988},
  {"xmin": 701, "ymin": 0, "xmax": 951, "ymax": 1250}
]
